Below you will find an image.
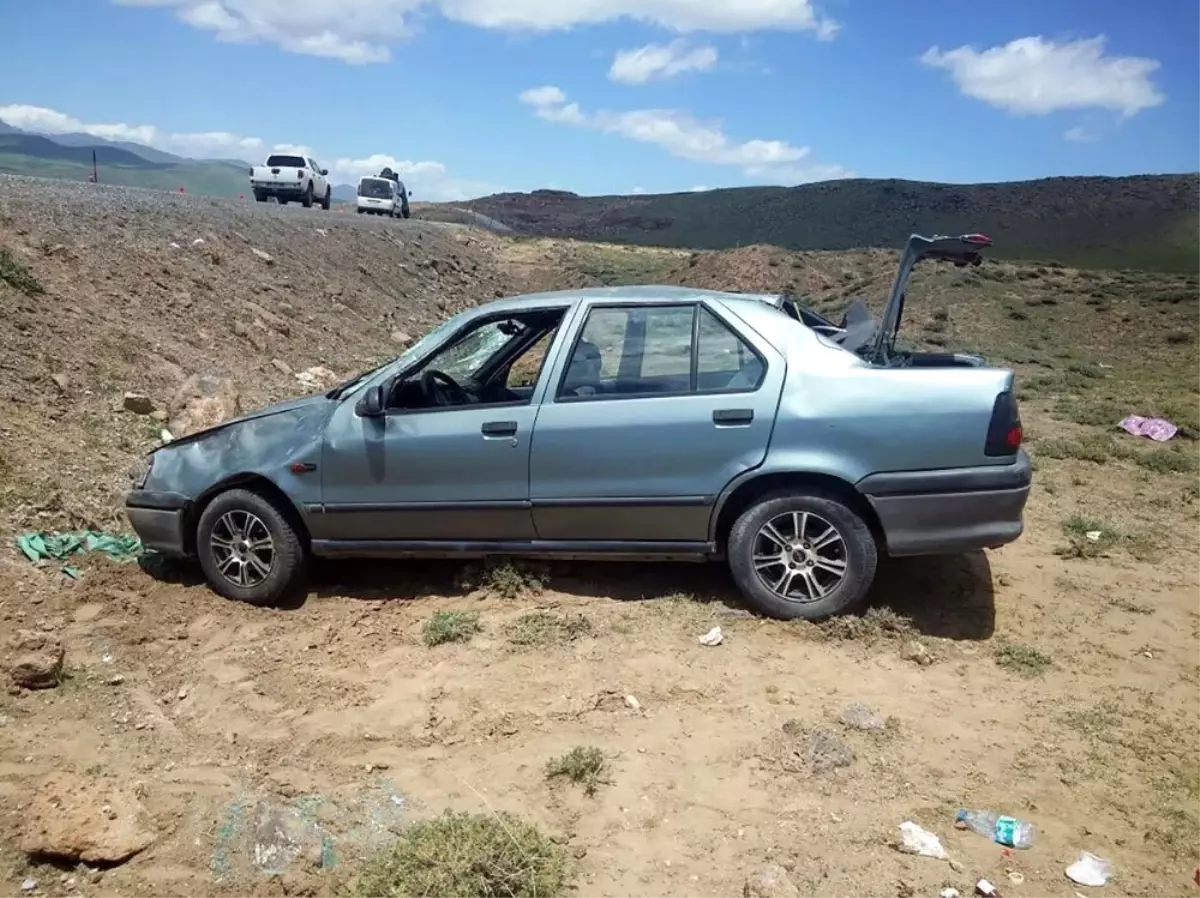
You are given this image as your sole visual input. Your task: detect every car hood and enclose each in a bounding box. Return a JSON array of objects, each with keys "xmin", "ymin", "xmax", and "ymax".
[{"xmin": 161, "ymin": 392, "xmax": 332, "ymax": 450}]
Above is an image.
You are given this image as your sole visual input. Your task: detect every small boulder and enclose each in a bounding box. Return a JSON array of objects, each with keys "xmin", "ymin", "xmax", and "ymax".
[
  {"xmin": 20, "ymin": 772, "xmax": 156, "ymax": 864},
  {"xmin": 8, "ymin": 631, "xmax": 64, "ymax": 690},
  {"xmin": 271, "ymin": 358, "xmax": 293, "ymax": 376},
  {"xmin": 295, "ymin": 366, "xmax": 339, "ymax": 391},
  {"xmin": 900, "ymin": 640, "xmax": 934, "ymax": 666},
  {"xmin": 168, "ymin": 374, "xmax": 242, "ymax": 438},
  {"xmin": 391, "ymin": 330, "xmax": 412, "ymax": 347},
  {"xmin": 121, "ymin": 392, "xmax": 155, "ymax": 415},
  {"xmin": 839, "ymin": 701, "xmax": 886, "ymax": 731},
  {"xmin": 744, "ymin": 864, "xmax": 800, "ymax": 898},
  {"xmin": 805, "ymin": 728, "xmax": 854, "ymax": 774},
  {"xmin": 251, "ymin": 248, "xmax": 275, "ymax": 265}
]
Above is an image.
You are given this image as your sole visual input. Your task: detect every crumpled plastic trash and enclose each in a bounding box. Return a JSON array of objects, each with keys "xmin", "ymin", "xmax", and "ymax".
[
  {"xmin": 14, "ymin": 530, "xmax": 143, "ymax": 579},
  {"xmin": 1066, "ymin": 851, "xmax": 1112, "ymax": 887},
  {"xmin": 897, "ymin": 821, "xmax": 948, "ymax": 860},
  {"xmin": 1119, "ymin": 415, "xmax": 1178, "ymax": 442},
  {"xmin": 698, "ymin": 626, "xmax": 724, "ymax": 646}
]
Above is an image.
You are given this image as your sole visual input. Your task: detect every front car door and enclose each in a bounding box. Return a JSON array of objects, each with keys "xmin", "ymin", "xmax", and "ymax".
[
  {"xmin": 528, "ymin": 298, "xmax": 785, "ymax": 544},
  {"xmin": 312, "ymin": 302, "xmax": 575, "ymax": 546}
]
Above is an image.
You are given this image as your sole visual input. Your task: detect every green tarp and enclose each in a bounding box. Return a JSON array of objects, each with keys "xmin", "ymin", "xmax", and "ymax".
[{"xmin": 14, "ymin": 530, "xmax": 143, "ymax": 579}]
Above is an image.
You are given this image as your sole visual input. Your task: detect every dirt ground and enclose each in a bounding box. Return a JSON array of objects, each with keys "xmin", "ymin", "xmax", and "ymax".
[{"xmin": 1, "ymin": 175, "xmax": 1198, "ymax": 897}]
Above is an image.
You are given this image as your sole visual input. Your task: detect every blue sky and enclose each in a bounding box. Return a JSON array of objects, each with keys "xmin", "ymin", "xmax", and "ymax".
[{"xmin": 0, "ymin": 0, "xmax": 1196, "ymax": 200}]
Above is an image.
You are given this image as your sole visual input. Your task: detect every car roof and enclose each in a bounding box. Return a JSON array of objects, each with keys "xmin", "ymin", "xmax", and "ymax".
[{"xmin": 478, "ymin": 284, "xmax": 784, "ymax": 314}]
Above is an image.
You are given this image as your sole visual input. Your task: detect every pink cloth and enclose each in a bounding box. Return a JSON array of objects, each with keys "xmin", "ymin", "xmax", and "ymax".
[{"xmin": 1119, "ymin": 415, "xmax": 1178, "ymax": 442}]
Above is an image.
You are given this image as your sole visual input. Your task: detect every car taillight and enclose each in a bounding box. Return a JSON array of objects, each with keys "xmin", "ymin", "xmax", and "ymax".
[
  {"xmin": 297, "ymin": 170, "xmax": 304, "ymax": 178},
  {"xmin": 985, "ymin": 390, "xmax": 1022, "ymax": 456}
]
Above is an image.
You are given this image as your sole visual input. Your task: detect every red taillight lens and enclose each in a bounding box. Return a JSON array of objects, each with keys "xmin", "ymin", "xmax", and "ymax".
[
  {"xmin": 985, "ymin": 390, "xmax": 1021, "ymax": 456},
  {"xmin": 297, "ymin": 170, "xmax": 304, "ymax": 179}
]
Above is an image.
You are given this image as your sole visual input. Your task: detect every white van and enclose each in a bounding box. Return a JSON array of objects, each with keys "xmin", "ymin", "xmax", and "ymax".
[{"xmin": 356, "ymin": 175, "xmax": 410, "ymax": 218}]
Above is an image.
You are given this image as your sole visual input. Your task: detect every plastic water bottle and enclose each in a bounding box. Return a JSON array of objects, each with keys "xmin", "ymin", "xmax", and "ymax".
[{"xmin": 955, "ymin": 809, "xmax": 1035, "ymax": 849}]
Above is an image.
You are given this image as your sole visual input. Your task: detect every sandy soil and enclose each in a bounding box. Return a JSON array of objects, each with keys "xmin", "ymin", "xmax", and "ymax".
[{"xmin": 1, "ymin": 175, "xmax": 1197, "ymax": 898}]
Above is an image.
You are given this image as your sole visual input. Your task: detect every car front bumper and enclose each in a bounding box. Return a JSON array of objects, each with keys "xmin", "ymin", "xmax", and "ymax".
[
  {"xmin": 125, "ymin": 490, "xmax": 190, "ymax": 557},
  {"xmin": 858, "ymin": 449, "xmax": 1032, "ymax": 556}
]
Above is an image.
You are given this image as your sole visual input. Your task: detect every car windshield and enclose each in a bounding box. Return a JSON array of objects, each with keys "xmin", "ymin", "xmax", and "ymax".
[
  {"xmin": 266, "ymin": 155, "xmax": 305, "ymax": 168},
  {"xmin": 418, "ymin": 321, "xmax": 522, "ymax": 383},
  {"xmin": 358, "ymin": 178, "xmax": 394, "ymax": 199}
]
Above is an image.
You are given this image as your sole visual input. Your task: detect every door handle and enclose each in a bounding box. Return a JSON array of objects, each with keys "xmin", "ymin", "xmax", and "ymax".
[
  {"xmin": 713, "ymin": 408, "xmax": 754, "ymax": 426},
  {"xmin": 482, "ymin": 420, "xmax": 518, "ymax": 437}
]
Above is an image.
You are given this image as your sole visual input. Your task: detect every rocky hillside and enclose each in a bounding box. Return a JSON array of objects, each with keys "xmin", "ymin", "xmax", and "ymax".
[{"xmin": 441, "ymin": 174, "xmax": 1200, "ymax": 272}]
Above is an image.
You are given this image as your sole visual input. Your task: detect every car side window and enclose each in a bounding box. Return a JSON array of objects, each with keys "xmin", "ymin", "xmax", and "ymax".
[
  {"xmin": 557, "ymin": 303, "xmax": 764, "ymax": 401},
  {"xmin": 695, "ymin": 306, "xmax": 766, "ymax": 391}
]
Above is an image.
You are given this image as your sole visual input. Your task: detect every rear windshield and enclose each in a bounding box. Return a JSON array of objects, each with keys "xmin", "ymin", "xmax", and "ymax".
[
  {"xmin": 266, "ymin": 155, "xmax": 306, "ymax": 168},
  {"xmin": 358, "ymin": 178, "xmax": 394, "ymax": 199}
]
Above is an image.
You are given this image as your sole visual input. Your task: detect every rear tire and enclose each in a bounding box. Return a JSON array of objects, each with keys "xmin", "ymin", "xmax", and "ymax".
[
  {"xmin": 301, "ymin": 183, "xmax": 314, "ymax": 208},
  {"xmin": 196, "ymin": 488, "xmax": 309, "ymax": 607},
  {"xmin": 727, "ymin": 490, "xmax": 877, "ymax": 621},
  {"xmin": 278, "ymin": 198, "xmax": 289, "ymax": 206},
  {"xmin": 253, "ymin": 190, "xmax": 267, "ymax": 203},
  {"xmin": 321, "ymin": 187, "xmax": 332, "ymax": 210}
]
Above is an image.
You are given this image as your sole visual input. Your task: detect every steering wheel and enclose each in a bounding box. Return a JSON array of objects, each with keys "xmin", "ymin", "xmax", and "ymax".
[{"xmin": 420, "ymin": 369, "xmax": 471, "ymax": 406}]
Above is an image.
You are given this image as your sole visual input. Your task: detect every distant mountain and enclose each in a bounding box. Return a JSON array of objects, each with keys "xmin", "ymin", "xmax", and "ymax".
[
  {"xmin": 46, "ymin": 131, "xmax": 186, "ymax": 164},
  {"xmin": 455, "ymin": 174, "xmax": 1200, "ymax": 272},
  {"xmin": 0, "ymin": 133, "xmax": 249, "ymax": 197},
  {"xmin": 332, "ymin": 183, "xmax": 357, "ymax": 202},
  {"xmin": 0, "ymin": 120, "xmax": 27, "ymax": 135}
]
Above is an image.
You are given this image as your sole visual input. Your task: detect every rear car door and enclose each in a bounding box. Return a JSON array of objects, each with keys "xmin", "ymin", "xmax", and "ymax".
[{"xmin": 528, "ymin": 299, "xmax": 785, "ymax": 543}]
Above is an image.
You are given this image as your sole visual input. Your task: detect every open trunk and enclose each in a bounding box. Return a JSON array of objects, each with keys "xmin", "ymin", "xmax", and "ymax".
[{"xmin": 787, "ymin": 232, "xmax": 993, "ymax": 369}]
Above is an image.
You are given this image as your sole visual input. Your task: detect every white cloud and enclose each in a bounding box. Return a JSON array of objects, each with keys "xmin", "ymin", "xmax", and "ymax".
[
  {"xmin": 689, "ymin": 185, "xmax": 709, "ymax": 192},
  {"xmin": 920, "ymin": 35, "xmax": 1165, "ymax": 117},
  {"xmin": 519, "ymin": 86, "xmax": 853, "ymax": 183},
  {"xmin": 630, "ymin": 186, "xmax": 646, "ymax": 194},
  {"xmin": 609, "ymin": 39, "xmax": 718, "ymax": 84},
  {"xmin": 1063, "ymin": 125, "xmax": 1099, "ymax": 143},
  {"xmin": 0, "ymin": 103, "xmax": 263, "ymax": 157},
  {"xmin": 0, "ymin": 102, "xmax": 492, "ymax": 201},
  {"xmin": 114, "ymin": 0, "xmax": 838, "ymax": 63}
]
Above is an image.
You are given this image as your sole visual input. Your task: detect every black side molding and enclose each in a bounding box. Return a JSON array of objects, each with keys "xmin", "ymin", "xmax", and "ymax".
[
  {"xmin": 125, "ymin": 490, "xmax": 190, "ymax": 511},
  {"xmin": 857, "ymin": 450, "xmax": 1031, "ymax": 497}
]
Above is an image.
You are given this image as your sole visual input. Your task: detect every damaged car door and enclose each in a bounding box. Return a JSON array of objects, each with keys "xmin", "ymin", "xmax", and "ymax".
[{"xmin": 311, "ymin": 305, "xmax": 571, "ymax": 546}]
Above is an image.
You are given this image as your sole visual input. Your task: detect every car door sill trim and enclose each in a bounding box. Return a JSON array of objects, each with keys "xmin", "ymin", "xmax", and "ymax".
[
  {"xmin": 308, "ymin": 500, "xmax": 531, "ymax": 514},
  {"xmin": 311, "ymin": 539, "xmax": 715, "ymax": 559},
  {"xmin": 306, "ymin": 496, "xmax": 715, "ymax": 514},
  {"xmin": 530, "ymin": 495, "xmax": 713, "ymax": 508}
]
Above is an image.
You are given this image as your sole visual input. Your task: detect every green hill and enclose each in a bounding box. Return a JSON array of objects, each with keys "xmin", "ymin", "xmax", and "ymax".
[
  {"xmin": 0, "ymin": 135, "xmax": 248, "ymax": 197},
  {"xmin": 451, "ymin": 174, "xmax": 1200, "ymax": 272}
]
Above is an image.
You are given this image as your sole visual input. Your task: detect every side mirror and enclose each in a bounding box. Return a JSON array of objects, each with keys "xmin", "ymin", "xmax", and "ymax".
[
  {"xmin": 355, "ymin": 384, "xmax": 385, "ymax": 418},
  {"xmin": 320, "ymin": 168, "xmax": 329, "ymax": 176}
]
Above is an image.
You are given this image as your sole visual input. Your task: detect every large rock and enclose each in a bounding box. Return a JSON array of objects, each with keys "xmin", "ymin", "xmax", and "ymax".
[
  {"xmin": 744, "ymin": 864, "xmax": 800, "ymax": 898},
  {"xmin": 8, "ymin": 631, "xmax": 64, "ymax": 690},
  {"xmin": 121, "ymin": 392, "xmax": 155, "ymax": 415},
  {"xmin": 295, "ymin": 366, "xmax": 339, "ymax": 392},
  {"xmin": 20, "ymin": 773, "xmax": 156, "ymax": 864},
  {"xmin": 168, "ymin": 374, "xmax": 242, "ymax": 438}
]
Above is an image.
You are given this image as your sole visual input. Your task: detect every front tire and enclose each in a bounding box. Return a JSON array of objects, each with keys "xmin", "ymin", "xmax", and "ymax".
[
  {"xmin": 727, "ymin": 490, "xmax": 877, "ymax": 621},
  {"xmin": 321, "ymin": 187, "xmax": 332, "ymax": 210},
  {"xmin": 196, "ymin": 488, "xmax": 309, "ymax": 607},
  {"xmin": 278, "ymin": 198, "xmax": 289, "ymax": 206}
]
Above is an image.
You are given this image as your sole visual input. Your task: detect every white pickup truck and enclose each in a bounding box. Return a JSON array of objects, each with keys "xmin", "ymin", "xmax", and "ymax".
[{"xmin": 249, "ymin": 154, "xmax": 332, "ymax": 209}]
